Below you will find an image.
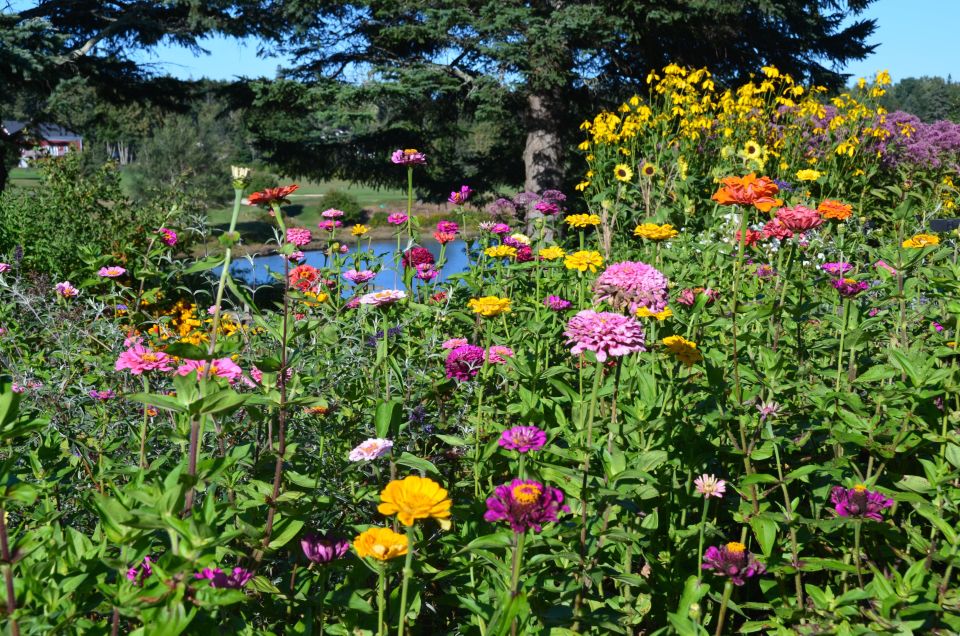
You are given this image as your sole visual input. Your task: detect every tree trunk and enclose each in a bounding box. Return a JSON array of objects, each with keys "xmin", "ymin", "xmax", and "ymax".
[{"xmin": 523, "ymin": 88, "xmax": 564, "ymax": 235}]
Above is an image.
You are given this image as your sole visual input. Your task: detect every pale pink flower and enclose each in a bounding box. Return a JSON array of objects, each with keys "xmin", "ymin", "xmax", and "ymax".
[
  {"xmin": 694, "ymin": 474, "xmax": 726, "ymax": 498},
  {"xmin": 98, "ymin": 266, "xmax": 126, "ymax": 278},
  {"xmin": 359, "ymin": 289, "xmax": 406, "ymax": 307},
  {"xmin": 0, "ymin": 263, "xmax": 10, "ymax": 273},
  {"xmin": 286, "ymin": 227, "xmax": 313, "ymax": 246},
  {"xmin": 322, "ymin": 208, "xmax": 345, "ymax": 219},
  {"xmin": 486, "ymin": 345, "xmax": 515, "ymax": 364},
  {"xmin": 442, "ymin": 338, "xmax": 469, "ymax": 349},
  {"xmin": 564, "ymin": 310, "xmax": 646, "ymax": 362},
  {"xmin": 348, "ymin": 438, "xmax": 394, "ymax": 461}
]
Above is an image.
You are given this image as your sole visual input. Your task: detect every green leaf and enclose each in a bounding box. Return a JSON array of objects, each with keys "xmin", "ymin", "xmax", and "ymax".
[
  {"xmin": 375, "ymin": 399, "xmax": 403, "ymax": 438},
  {"xmin": 268, "ymin": 518, "xmax": 305, "ymax": 550},
  {"xmin": 394, "ymin": 452, "xmax": 440, "ymax": 476},
  {"xmin": 126, "ymin": 393, "xmax": 187, "ymax": 413},
  {"xmin": 750, "ymin": 515, "xmax": 778, "ymax": 557},
  {"xmin": 192, "ymin": 390, "xmax": 248, "ymax": 416}
]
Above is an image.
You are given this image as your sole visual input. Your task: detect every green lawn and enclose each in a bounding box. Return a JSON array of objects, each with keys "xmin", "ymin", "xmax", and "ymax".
[{"xmin": 8, "ymin": 167, "xmax": 41, "ymax": 187}]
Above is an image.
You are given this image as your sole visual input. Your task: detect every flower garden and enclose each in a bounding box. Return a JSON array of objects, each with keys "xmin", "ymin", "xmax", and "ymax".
[{"xmin": 1, "ymin": 65, "xmax": 960, "ymax": 634}]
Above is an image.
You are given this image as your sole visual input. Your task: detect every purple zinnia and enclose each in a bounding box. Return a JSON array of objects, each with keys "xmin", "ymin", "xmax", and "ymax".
[
  {"xmin": 436, "ymin": 220, "xmax": 459, "ymax": 234},
  {"xmin": 564, "ymin": 310, "xmax": 646, "ymax": 362},
  {"xmin": 593, "ymin": 261, "xmax": 669, "ymax": 314},
  {"xmin": 702, "ymin": 542, "xmax": 765, "ymax": 586},
  {"xmin": 484, "ymin": 479, "xmax": 569, "ymax": 533},
  {"xmin": 391, "ymin": 148, "xmax": 427, "ymax": 165},
  {"xmin": 544, "ymin": 295, "xmax": 572, "ymax": 311},
  {"xmin": 821, "ymin": 262, "xmax": 853, "ymax": 276},
  {"xmin": 301, "ymin": 533, "xmax": 350, "ymax": 564},
  {"xmin": 832, "ymin": 278, "xmax": 870, "ymax": 298},
  {"xmin": 830, "ymin": 484, "xmax": 893, "ymax": 521},
  {"xmin": 490, "ymin": 223, "xmax": 511, "ymax": 235},
  {"xmin": 498, "ymin": 426, "xmax": 547, "ymax": 453},
  {"xmin": 448, "ymin": 185, "xmax": 472, "ymax": 205},
  {"xmin": 445, "ymin": 344, "xmax": 486, "ymax": 381},
  {"xmin": 195, "ymin": 567, "xmax": 253, "ymax": 589},
  {"xmin": 343, "ymin": 270, "xmax": 376, "ymax": 284},
  {"xmin": 89, "ymin": 389, "xmax": 116, "ymax": 401}
]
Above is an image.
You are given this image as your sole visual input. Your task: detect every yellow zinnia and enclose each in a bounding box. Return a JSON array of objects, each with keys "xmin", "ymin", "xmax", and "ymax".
[
  {"xmin": 662, "ymin": 335, "xmax": 702, "ymax": 366},
  {"xmin": 637, "ymin": 306, "xmax": 673, "ymax": 321},
  {"xmin": 351, "ymin": 224, "xmax": 369, "ymax": 236},
  {"xmin": 633, "ymin": 223, "xmax": 678, "ymax": 241},
  {"xmin": 468, "ymin": 296, "xmax": 511, "ymax": 317},
  {"xmin": 564, "ymin": 214, "xmax": 601, "ymax": 229},
  {"xmin": 902, "ymin": 233, "xmax": 939, "ymax": 249},
  {"xmin": 564, "ymin": 250, "xmax": 603, "ymax": 273},
  {"xmin": 354, "ymin": 527, "xmax": 409, "ymax": 561},
  {"xmin": 538, "ymin": 246, "xmax": 566, "ymax": 260},
  {"xmin": 378, "ymin": 475, "xmax": 452, "ymax": 529},
  {"xmin": 796, "ymin": 169, "xmax": 822, "ymax": 181},
  {"xmin": 614, "ymin": 163, "xmax": 634, "ymax": 182},
  {"xmin": 484, "ymin": 245, "xmax": 518, "ymax": 259}
]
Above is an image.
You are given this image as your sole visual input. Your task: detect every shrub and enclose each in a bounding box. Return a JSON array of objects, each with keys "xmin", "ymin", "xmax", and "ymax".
[{"xmin": 317, "ymin": 189, "xmax": 365, "ymax": 224}]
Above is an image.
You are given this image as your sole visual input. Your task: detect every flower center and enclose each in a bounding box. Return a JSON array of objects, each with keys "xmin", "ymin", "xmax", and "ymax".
[
  {"xmin": 142, "ymin": 353, "xmax": 158, "ymax": 362},
  {"xmin": 726, "ymin": 542, "xmax": 746, "ymax": 554},
  {"xmin": 512, "ymin": 484, "xmax": 542, "ymax": 505},
  {"xmin": 843, "ymin": 278, "xmax": 857, "ymax": 285},
  {"xmin": 853, "ymin": 484, "xmax": 867, "ymax": 493},
  {"xmin": 403, "ymin": 148, "xmax": 419, "ymax": 155}
]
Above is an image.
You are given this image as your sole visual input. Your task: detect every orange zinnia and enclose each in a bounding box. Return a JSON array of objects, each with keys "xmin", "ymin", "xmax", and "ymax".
[
  {"xmin": 711, "ymin": 174, "xmax": 783, "ymax": 212},
  {"xmin": 247, "ymin": 184, "xmax": 299, "ymax": 207},
  {"xmin": 817, "ymin": 199, "xmax": 852, "ymax": 221}
]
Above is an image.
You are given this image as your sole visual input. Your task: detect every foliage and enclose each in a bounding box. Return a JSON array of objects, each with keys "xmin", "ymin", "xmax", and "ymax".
[
  {"xmin": 881, "ymin": 76, "xmax": 960, "ymax": 123},
  {"xmin": 317, "ymin": 190, "xmax": 365, "ymax": 224}
]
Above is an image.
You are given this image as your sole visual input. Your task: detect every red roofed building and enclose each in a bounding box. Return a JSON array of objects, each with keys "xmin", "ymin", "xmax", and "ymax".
[{"xmin": 1, "ymin": 121, "xmax": 84, "ymax": 167}]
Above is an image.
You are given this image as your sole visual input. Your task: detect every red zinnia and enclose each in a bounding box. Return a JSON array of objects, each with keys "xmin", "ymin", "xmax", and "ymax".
[
  {"xmin": 248, "ymin": 185, "xmax": 299, "ymax": 207},
  {"xmin": 402, "ymin": 247, "xmax": 435, "ymax": 269},
  {"xmin": 288, "ymin": 264, "xmax": 320, "ymax": 291}
]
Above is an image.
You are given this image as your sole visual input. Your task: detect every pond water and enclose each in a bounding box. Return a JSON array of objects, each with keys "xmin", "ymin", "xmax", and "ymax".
[{"xmin": 223, "ymin": 238, "xmax": 472, "ymax": 288}]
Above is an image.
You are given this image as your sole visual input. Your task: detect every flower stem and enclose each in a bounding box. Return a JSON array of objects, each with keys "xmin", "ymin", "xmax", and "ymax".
[
  {"xmin": 713, "ymin": 581, "xmax": 734, "ymax": 636},
  {"xmin": 573, "ymin": 363, "xmax": 605, "ymax": 625},
  {"xmin": 138, "ymin": 376, "xmax": 150, "ymax": 468},
  {"xmin": 853, "ymin": 519, "xmax": 864, "ymax": 588},
  {"xmin": 397, "ymin": 525, "xmax": 416, "ymax": 636},
  {"xmin": 729, "ymin": 207, "xmax": 749, "ymax": 404},
  {"xmin": 377, "ymin": 566, "xmax": 387, "ymax": 636},
  {"xmin": 406, "ymin": 167, "xmax": 414, "ymax": 242},
  {"xmin": 835, "ymin": 299, "xmax": 850, "ymax": 391},
  {"xmin": 696, "ymin": 497, "xmax": 710, "ymax": 583},
  {"xmin": 509, "ymin": 530, "xmax": 527, "ymax": 636}
]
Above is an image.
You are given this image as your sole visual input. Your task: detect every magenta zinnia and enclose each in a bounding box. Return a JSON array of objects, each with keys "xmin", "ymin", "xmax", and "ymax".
[
  {"xmin": 775, "ymin": 205, "xmax": 824, "ymax": 233},
  {"xmin": 484, "ymin": 479, "xmax": 568, "ymax": 533},
  {"xmin": 445, "ymin": 344, "xmax": 485, "ymax": 381},
  {"xmin": 498, "ymin": 426, "xmax": 547, "ymax": 453},
  {"xmin": 391, "ymin": 148, "xmax": 427, "ymax": 165},
  {"xmin": 830, "ymin": 484, "xmax": 893, "ymax": 521},
  {"xmin": 301, "ymin": 533, "xmax": 350, "ymax": 564},
  {"xmin": 592, "ymin": 261, "xmax": 669, "ymax": 314},
  {"xmin": 833, "ymin": 278, "xmax": 869, "ymax": 298},
  {"xmin": 115, "ymin": 341, "xmax": 173, "ymax": 375},
  {"xmin": 564, "ymin": 310, "xmax": 646, "ymax": 362},
  {"xmin": 702, "ymin": 542, "xmax": 765, "ymax": 586}
]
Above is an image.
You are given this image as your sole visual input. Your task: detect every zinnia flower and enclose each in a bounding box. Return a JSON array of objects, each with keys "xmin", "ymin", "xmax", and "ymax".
[
  {"xmin": 796, "ymin": 169, "xmax": 823, "ymax": 181},
  {"xmin": 354, "ymin": 527, "xmax": 408, "ymax": 561},
  {"xmin": 402, "ymin": 247, "xmax": 435, "ymax": 268},
  {"xmin": 322, "ymin": 208, "xmax": 344, "ymax": 219},
  {"xmin": 301, "ymin": 533, "xmax": 350, "ymax": 564},
  {"xmin": 498, "ymin": 426, "xmax": 546, "ymax": 453},
  {"xmin": 468, "ymin": 296, "xmax": 511, "ymax": 317},
  {"xmin": 636, "ymin": 306, "xmax": 672, "ymax": 321},
  {"xmin": 485, "ymin": 245, "xmax": 518, "ymax": 259},
  {"xmin": 490, "ymin": 223, "xmax": 511, "ymax": 234},
  {"xmin": 484, "ymin": 479, "xmax": 568, "ymax": 533},
  {"xmin": 359, "ymin": 290, "xmax": 406, "ymax": 307},
  {"xmin": 776, "ymin": 205, "xmax": 824, "ymax": 233},
  {"xmin": 633, "ymin": 223, "xmax": 678, "ymax": 241},
  {"xmin": 288, "ymin": 264, "xmax": 320, "ymax": 292},
  {"xmin": 760, "ymin": 218, "xmax": 793, "ymax": 241},
  {"xmin": 158, "ymin": 228, "xmax": 178, "ymax": 246},
  {"xmin": 348, "ymin": 438, "xmax": 394, "ymax": 461},
  {"xmin": 833, "ymin": 278, "xmax": 869, "ymax": 298},
  {"xmin": 702, "ymin": 542, "xmax": 765, "ymax": 585},
  {"xmin": 818, "ymin": 199, "xmax": 852, "ymax": 220},
  {"xmin": 821, "ymin": 262, "xmax": 853, "ymax": 276},
  {"xmin": 195, "ymin": 567, "xmax": 253, "ymax": 589},
  {"xmin": 543, "ymin": 295, "xmax": 571, "ymax": 311},
  {"xmin": 98, "ymin": 266, "xmax": 126, "ymax": 278},
  {"xmin": 55, "ymin": 281, "xmax": 79, "ymax": 298},
  {"xmin": 593, "ymin": 260, "xmax": 668, "ymax": 314},
  {"xmin": 538, "ymin": 246, "xmax": 566, "ymax": 261},
  {"xmin": 564, "ymin": 250, "xmax": 604, "ymax": 273},
  {"xmin": 486, "ymin": 345, "xmax": 515, "ymax": 364},
  {"xmin": 694, "ymin": 474, "xmax": 726, "ymax": 498},
  {"xmin": 89, "ymin": 389, "xmax": 116, "ymax": 400},
  {"xmin": 442, "ymin": 337, "xmax": 469, "ymax": 349},
  {"xmin": 115, "ymin": 343, "xmax": 173, "ymax": 375},
  {"xmin": 286, "ymin": 227, "xmax": 312, "ymax": 246},
  {"xmin": 416, "ymin": 263, "xmax": 439, "ymax": 281},
  {"xmin": 448, "ymin": 185, "xmax": 472, "ymax": 205},
  {"xmin": 509, "ymin": 232, "xmax": 531, "ymax": 245},
  {"xmin": 351, "ymin": 224, "xmax": 369, "ymax": 236},
  {"xmin": 343, "ymin": 269, "xmax": 376, "ymax": 284},
  {"xmin": 176, "ymin": 358, "xmax": 243, "ymax": 382},
  {"xmin": 317, "ymin": 220, "xmax": 343, "ymax": 231},
  {"xmin": 248, "ymin": 185, "xmax": 299, "ymax": 207},
  {"xmin": 387, "ymin": 212, "xmax": 409, "ymax": 225},
  {"xmin": 434, "ymin": 231, "xmax": 457, "ymax": 244},
  {"xmin": 445, "ymin": 344, "xmax": 485, "ymax": 381},
  {"xmin": 378, "ymin": 475, "xmax": 452, "ymax": 529},
  {"xmin": 902, "ymin": 233, "xmax": 939, "ymax": 248},
  {"xmin": 391, "ymin": 149, "xmax": 427, "ymax": 165},
  {"xmin": 564, "ymin": 310, "xmax": 646, "ymax": 361},
  {"xmin": 711, "ymin": 174, "xmax": 783, "ymax": 212},
  {"xmin": 831, "ymin": 484, "xmax": 893, "ymax": 521},
  {"xmin": 614, "ymin": 163, "xmax": 634, "ymax": 182},
  {"xmin": 662, "ymin": 335, "xmax": 702, "ymax": 366},
  {"xmin": 565, "ymin": 214, "xmax": 602, "ymax": 229}
]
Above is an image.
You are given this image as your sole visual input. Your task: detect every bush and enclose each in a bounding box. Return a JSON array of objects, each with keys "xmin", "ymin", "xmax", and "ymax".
[{"xmin": 317, "ymin": 189, "xmax": 365, "ymax": 224}]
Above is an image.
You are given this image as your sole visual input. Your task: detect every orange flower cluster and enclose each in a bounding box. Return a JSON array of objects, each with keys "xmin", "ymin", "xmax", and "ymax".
[
  {"xmin": 817, "ymin": 199, "xmax": 853, "ymax": 221},
  {"xmin": 711, "ymin": 174, "xmax": 783, "ymax": 212}
]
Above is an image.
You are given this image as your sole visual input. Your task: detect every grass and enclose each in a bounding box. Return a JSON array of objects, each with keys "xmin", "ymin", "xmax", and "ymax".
[{"xmin": 9, "ymin": 167, "xmax": 41, "ymax": 187}]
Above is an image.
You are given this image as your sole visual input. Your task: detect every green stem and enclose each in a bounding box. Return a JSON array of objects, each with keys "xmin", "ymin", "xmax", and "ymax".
[
  {"xmin": 406, "ymin": 167, "xmax": 414, "ymax": 242},
  {"xmin": 835, "ymin": 300, "xmax": 850, "ymax": 391},
  {"xmin": 378, "ymin": 567, "xmax": 387, "ymax": 636},
  {"xmin": 713, "ymin": 581, "xmax": 734, "ymax": 636},
  {"xmin": 729, "ymin": 207, "xmax": 750, "ymax": 403},
  {"xmin": 138, "ymin": 376, "xmax": 150, "ymax": 468},
  {"xmin": 696, "ymin": 497, "xmax": 710, "ymax": 583},
  {"xmin": 573, "ymin": 363, "xmax": 605, "ymax": 624},
  {"xmin": 853, "ymin": 519, "xmax": 864, "ymax": 588},
  {"xmin": 397, "ymin": 525, "xmax": 416, "ymax": 636},
  {"xmin": 509, "ymin": 530, "xmax": 527, "ymax": 636}
]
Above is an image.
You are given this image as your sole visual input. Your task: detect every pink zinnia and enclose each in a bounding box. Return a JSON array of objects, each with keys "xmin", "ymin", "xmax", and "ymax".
[
  {"xmin": 702, "ymin": 544, "xmax": 765, "ymax": 586},
  {"xmin": 821, "ymin": 262, "xmax": 852, "ymax": 276},
  {"xmin": 115, "ymin": 343, "xmax": 173, "ymax": 375},
  {"xmin": 831, "ymin": 484, "xmax": 893, "ymax": 521},
  {"xmin": 593, "ymin": 261, "xmax": 669, "ymax": 314},
  {"xmin": 195, "ymin": 567, "xmax": 253, "ymax": 589},
  {"xmin": 486, "ymin": 345, "xmax": 515, "ymax": 364},
  {"xmin": 490, "ymin": 223, "xmax": 511, "ymax": 235},
  {"xmin": 564, "ymin": 310, "xmax": 646, "ymax": 362},
  {"xmin": 544, "ymin": 295, "xmax": 571, "ymax": 311},
  {"xmin": 322, "ymin": 208, "xmax": 345, "ymax": 219},
  {"xmin": 157, "ymin": 228, "xmax": 178, "ymax": 246},
  {"xmin": 343, "ymin": 270, "xmax": 376, "ymax": 284},
  {"xmin": 484, "ymin": 479, "xmax": 569, "ymax": 533},
  {"xmin": 176, "ymin": 358, "xmax": 243, "ymax": 382},
  {"xmin": 402, "ymin": 247, "xmax": 435, "ymax": 269},
  {"xmin": 775, "ymin": 205, "xmax": 824, "ymax": 233},
  {"xmin": 359, "ymin": 289, "xmax": 406, "ymax": 306},
  {"xmin": 416, "ymin": 263, "xmax": 439, "ymax": 281},
  {"xmin": 445, "ymin": 344, "xmax": 485, "ymax": 381},
  {"xmin": 287, "ymin": 227, "xmax": 312, "ymax": 246},
  {"xmin": 437, "ymin": 220, "xmax": 459, "ymax": 234},
  {"xmin": 391, "ymin": 148, "xmax": 427, "ymax": 165},
  {"xmin": 442, "ymin": 338, "xmax": 469, "ymax": 350},
  {"xmin": 833, "ymin": 278, "xmax": 869, "ymax": 298},
  {"xmin": 694, "ymin": 474, "xmax": 726, "ymax": 498},
  {"xmin": 0, "ymin": 263, "xmax": 10, "ymax": 273},
  {"xmin": 498, "ymin": 426, "xmax": 547, "ymax": 453},
  {"xmin": 98, "ymin": 266, "xmax": 126, "ymax": 278},
  {"xmin": 55, "ymin": 281, "xmax": 79, "ymax": 298},
  {"xmin": 387, "ymin": 212, "xmax": 409, "ymax": 225},
  {"xmin": 317, "ymin": 219, "xmax": 343, "ymax": 231},
  {"xmin": 448, "ymin": 185, "xmax": 472, "ymax": 205},
  {"xmin": 761, "ymin": 218, "xmax": 793, "ymax": 240}
]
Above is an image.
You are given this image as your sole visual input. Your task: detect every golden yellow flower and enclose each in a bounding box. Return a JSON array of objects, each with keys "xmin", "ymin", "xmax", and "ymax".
[
  {"xmin": 378, "ymin": 475, "xmax": 452, "ymax": 529},
  {"xmin": 468, "ymin": 296, "xmax": 511, "ymax": 317},
  {"xmin": 484, "ymin": 245, "xmax": 518, "ymax": 259},
  {"xmin": 796, "ymin": 169, "xmax": 822, "ymax": 181},
  {"xmin": 304, "ymin": 291, "xmax": 329, "ymax": 306},
  {"xmin": 662, "ymin": 335, "xmax": 702, "ymax": 366},
  {"xmin": 614, "ymin": 163, "xmax": 634, "ymax": 182},
  {"xmin": 637, "ymin": 306, "xmax": 673, "ymax": 321},
  {"xmin": 633, "ymin": 223, "xmax": 678, "ymax": 241},
  {"xmin": 538, "ymin": 246, "xmax": 566, "ymax": 261},
  {"xmin": 902, "ymin": 233, "xmax": 940, "ymax": 249},
  {"xmin": 565, "ymin": 214, "xmax": 602, "ymax": 228},
  {"xmin": 741, "ymin": 140, "xmax": 762, "ymax": 160},
  {"xmin": 575, "ymin": 181, "xmax": 590, "ymax": 191},
  {"xmin": 351, "ymin": 224, "xmax": 369, "ymax": 236},
  {"xmin": 640, "ymin": 162, "xmax": 657, "ymax": 177},
  {"xmin": 354, "ymin": 527, "xmax": 409, "ymax": 561},
  {"xmin": 564, "ymin": 250, "xmax": 604, "ymax": 273}
]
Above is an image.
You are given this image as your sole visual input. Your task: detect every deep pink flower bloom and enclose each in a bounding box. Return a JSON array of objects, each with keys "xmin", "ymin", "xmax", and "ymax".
[
  {"xmin": 593, "ymin": 261, "xmax": 669, "ymax": 314},
  {"xmin": 98, "ymin": 266, "xmax": 126, "ymax": 278},
  {"xmin": 0, "ymin": 263, "xmax": 10, "ymax": 273},
  {"xmin": 89, "ymin": 389, "xmax": 116, "ymax": 400},
  {"xmin": 343, "ymin": 270, "xmax": 376, "ymax": 284},
  {"xmin": 448, "ymin": 186, "xmax": 472, "ymax": 205},
  {"xmin": 564, "ymin": 310, "xmax": 646, "ymax": 362},
  {"xmin": 534, "ymin": 201, "xmax": 560, "ymax": 216},
  {"xmin": 301, "ymin": 533, "xmax": 350, "ymax": 564},
  {"xmin": 437, "ymin": 220, "xmax": 459, "ymax": 234},
  {"xmin": 387, "ymin": 213, "xmax": 409, "ymax": 225},
  {"xmin": 544, "ymin": 295, "xmax": 571, "ymax": 311},
  {"xmin": 484, "ymin": 479, "xmax": 569, "ymax": 533},
  {"xmin": 322, "ymin": 208, "xmax": 344, "ymax": 219},
  {"xmin": 317, "ymin": 219, "xmax": 343, "ymax": 231},
  {"xmin": 445, "ymin": 344, "xmax": 485, "ymax": 381},
  {"xmin": 776, "ymin": 205, "xmax": 824, "ymax": 233},
  {"xmin": 833, "ymin": 278, "xmax": 870, "ymax": 298},
  {"xmin": 490, "ymin": 223, "xmax": 511, "ymax": 234},
  {"xmin": 115, "ymin": 343, "xmax": 173, "ymax": 375},
  {"xmin": 831, "ymin": 485, "xmax": 893, "ymax": 521},
  {"xmin": 126, "ymin": 556, "xmax": 153, "ymax": 586},
  {"xmin": 486, "ymin": 345, "xmax": 515, "ymax": 364},
  {"xmin": 345, "ymin": 297, "xmax": 361, "ymax": 309},
  {"xmin": 702, "ymin": 543, "xmax": 765, "ymax": 585},
  {"xmin": 287, "ymin": 227, "xmax": 313, "ymax": 246},
  {"xmin": 498, "ymin": 426, "xmax": 546, "ymax": 453},
  {"xmin": 755, "ymin": 264, "xmax": 777, "ymax": 279},
  {"xmin": 402, "ymin": 247, "xmax": 435, "ymax": 268},
  {"xmin": 515, "ymin": 245, "xmax": 534, "ymax": 262},
  {"xmin": 760, "ymin": 218, "xmax": 794, "ymax": 240},
  {"xmin": 821, "ymin": 262, "xmax": 852, "ymax": 276},
  {"xmin": 416, "ymin": 263, "xmax": 439, "ymax": 281},
  {"xmin": 176, "ymin": 358, "xmax": 243, "ymax": 382},
  {"xmin": 158, "ymin": 228, "xmax": 178, "ymax": 246},
  {"xmin": 391, "ymin": 148, "xmax": 427, "ymax": 165},
  {"xmin": 875, "ymin": 259, "xmax": 897, "ymax": 274},
  {"xmin": 195, "ymin": 567, "xmax": 253, "ymax": 589}
]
